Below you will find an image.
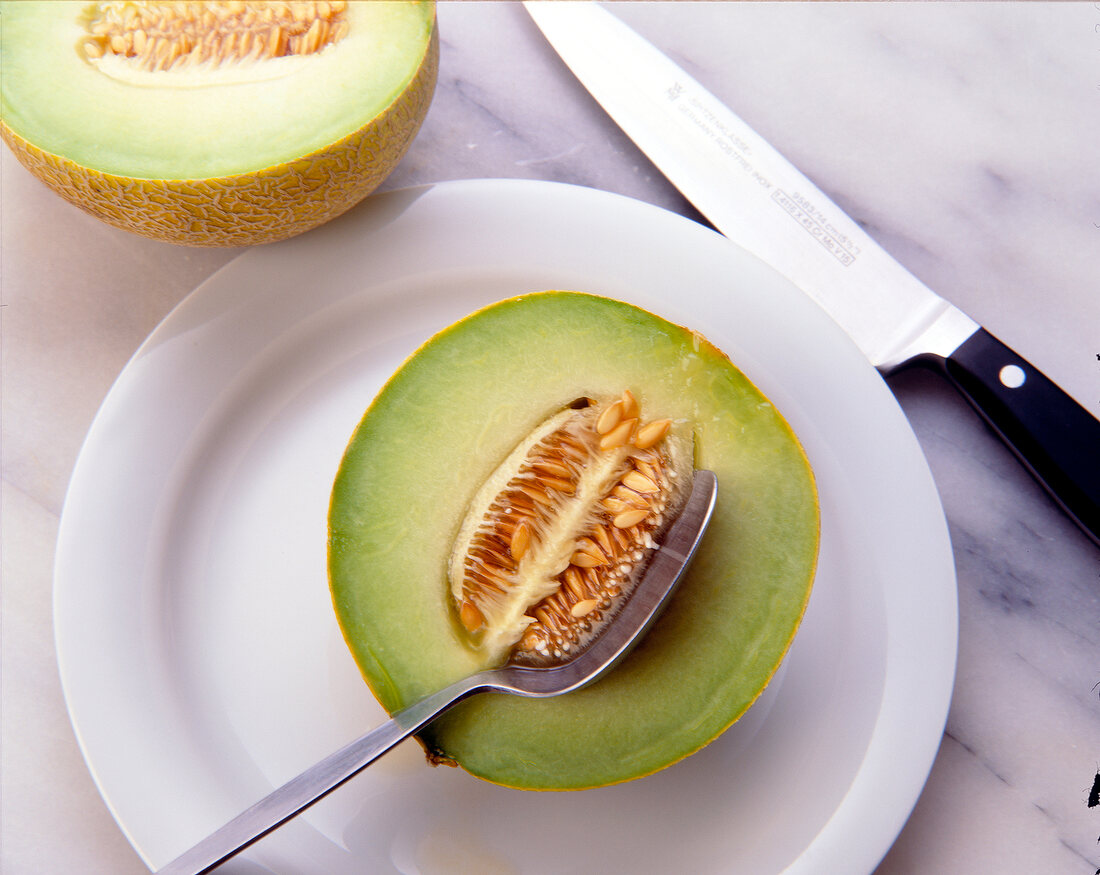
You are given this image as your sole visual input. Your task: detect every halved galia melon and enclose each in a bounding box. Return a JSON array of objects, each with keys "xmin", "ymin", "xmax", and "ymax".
[
  {"xmin": 0, "ymin": 1, "xmax": 437, "ymax": 246},
  {"xmin": 328, "ymin": 292, "xmax": 819, "ymax": 790}
]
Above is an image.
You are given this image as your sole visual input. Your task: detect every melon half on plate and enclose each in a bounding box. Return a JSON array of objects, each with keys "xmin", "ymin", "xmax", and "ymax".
[
  {"xmin": 0, "ymin": 0, "xmax": 438, "ymax": 245},
  {"xmin": 328, "ymin": 291, "xmax": 821, "ymax": 790}
]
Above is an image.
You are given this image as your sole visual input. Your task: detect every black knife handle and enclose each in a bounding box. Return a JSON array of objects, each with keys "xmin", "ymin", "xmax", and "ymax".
[{"xmin": 920, "ymin": 328, "xmax": 1100, "ymax": 546}]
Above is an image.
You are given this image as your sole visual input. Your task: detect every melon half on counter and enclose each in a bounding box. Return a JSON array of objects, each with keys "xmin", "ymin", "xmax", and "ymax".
[{"xmin": 0, "ymin": 1, "xmax": 438, "ymax": 246}]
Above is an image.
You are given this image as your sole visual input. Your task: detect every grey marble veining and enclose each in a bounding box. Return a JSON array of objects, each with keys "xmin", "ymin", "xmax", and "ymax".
[{"xmin": 3, "ymin": 3, "xmax": 1099, "ymax": 874}]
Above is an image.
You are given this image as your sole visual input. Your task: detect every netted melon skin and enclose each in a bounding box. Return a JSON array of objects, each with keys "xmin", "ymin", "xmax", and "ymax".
[{"xmin": 1, "ymin": 28, "xmax": 437, "ymax": 247}]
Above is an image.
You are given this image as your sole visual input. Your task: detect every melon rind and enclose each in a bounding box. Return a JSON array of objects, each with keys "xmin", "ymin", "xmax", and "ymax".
[
  {"xmin": 328, "ymin": 291, "xmax": 820, "ymax": 790},
  {"xmin": 0, "ymin": 2, "xmax": 438, "ymax": 246}
]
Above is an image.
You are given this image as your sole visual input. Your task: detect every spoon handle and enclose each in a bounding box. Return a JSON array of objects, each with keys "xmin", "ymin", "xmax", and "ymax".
[
  {"xmin": 155, "ymin": 675, "xmax": 488, "ymax": 875},
  {"xmin": 156, "ymin": 469, "xmax": 718, "ymax": 874}
]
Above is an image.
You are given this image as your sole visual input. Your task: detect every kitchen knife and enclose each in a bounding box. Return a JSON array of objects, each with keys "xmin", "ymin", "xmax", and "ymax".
[{"xmin": 525, "ymin": 1, "xmax": 1100, "ymax": 546}]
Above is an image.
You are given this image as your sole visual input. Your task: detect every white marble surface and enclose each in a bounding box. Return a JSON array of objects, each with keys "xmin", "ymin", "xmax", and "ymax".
[{"xmin": 4, "ymin": 2, "xmax": 1100, "ymax": 873}]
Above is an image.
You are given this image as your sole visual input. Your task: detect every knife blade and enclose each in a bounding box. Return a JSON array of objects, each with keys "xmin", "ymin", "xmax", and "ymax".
[{"xmin": 525, "ymin": 1, "xmax": 1100, "ymax": 546}]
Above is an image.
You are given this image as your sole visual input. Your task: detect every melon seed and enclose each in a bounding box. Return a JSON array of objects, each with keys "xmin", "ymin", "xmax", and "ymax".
[
  {"xmin": 620, "ymin": 389, "xmax": 640, "ymax": 420},
  {"xmin": 510, "ymin": 520, "xmax": 531, "ymax": 561},
  {"xmin": 613, "ymin": 509, "xmax": 649, "ymax": 529},
  {"xmin": 595, "ymin": 400, "xmax": 624, "ymax": 435},
  {"xmin": 459, "ymin": 600, "xmax": 484, "ymax": 633},
  {"xmin": 570, "ymin": 598, "xmax": 599, "ymax": 618},
  {"xmin": 598, "ymin": 418, "xmax": 637, "ymax": 451},
  {"xmin": 634, "ymin": 419, "xmax": 672, "ymax": 450},
  {"xmin": 622, "ymin": 470, "xmax": 659, "ymax": 494}
]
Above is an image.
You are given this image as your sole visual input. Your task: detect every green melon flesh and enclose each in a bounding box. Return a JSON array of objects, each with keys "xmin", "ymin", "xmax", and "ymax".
[
  {"xmin": 0, "ymin": 1, "xmax": 435, "ymax": 179},
  {"xmin": 328, "ymin": 292, "xmax": 819, "ymax": 790}
]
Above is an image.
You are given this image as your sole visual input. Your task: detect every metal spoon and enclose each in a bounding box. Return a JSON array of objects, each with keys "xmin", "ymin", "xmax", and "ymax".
[{"xmin": 157, "ymin": 469, "xmax": 718, "ymax": 874}]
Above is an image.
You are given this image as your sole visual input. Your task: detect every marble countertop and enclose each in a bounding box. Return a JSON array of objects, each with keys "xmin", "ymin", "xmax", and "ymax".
[{"xmin": 4, "ymin": 2, "xmax": 1099, "ymax": 873}]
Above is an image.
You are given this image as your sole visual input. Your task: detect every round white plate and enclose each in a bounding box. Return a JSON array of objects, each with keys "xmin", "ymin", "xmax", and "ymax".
[{"xmin": 55, "ymin": 179, "xmax": 956, "ymax": 875}]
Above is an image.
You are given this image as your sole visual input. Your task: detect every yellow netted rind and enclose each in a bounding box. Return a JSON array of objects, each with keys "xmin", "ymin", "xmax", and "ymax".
[{"xmin": 1, "ymin": 26, "xmax": 437, "ymax": 247}]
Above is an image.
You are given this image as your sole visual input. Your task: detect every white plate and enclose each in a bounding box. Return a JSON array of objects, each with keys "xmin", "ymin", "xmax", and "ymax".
[{"xmin": 55, "ymin": 179, "xmax": 956, "ymax": 875}]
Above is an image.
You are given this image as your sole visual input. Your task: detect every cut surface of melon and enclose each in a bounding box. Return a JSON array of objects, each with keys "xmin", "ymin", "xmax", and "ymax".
[
  {"xmin": 0, "ymin": 1, "xmax": 437, "ymax": 245},
  {"xmin": 328, "ymin": 291, "xmax": 820, "ymax": 790}
]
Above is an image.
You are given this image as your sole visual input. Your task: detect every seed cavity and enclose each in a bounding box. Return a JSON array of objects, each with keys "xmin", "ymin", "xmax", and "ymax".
[
  {"xmin": 448, "ymin": 392, "xmax": 691, "ymax": 666},
  {"xmin": 77, "ymin": 1, "xmax": 350, "ymax": 83}
]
